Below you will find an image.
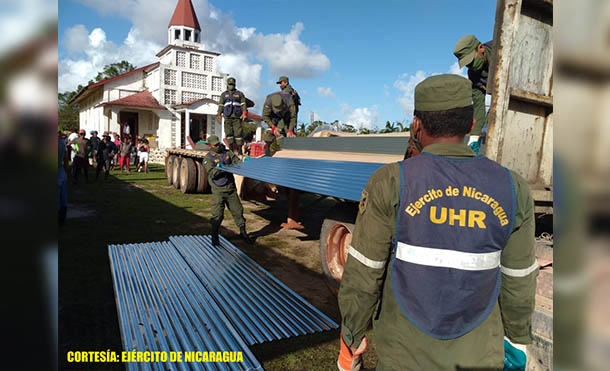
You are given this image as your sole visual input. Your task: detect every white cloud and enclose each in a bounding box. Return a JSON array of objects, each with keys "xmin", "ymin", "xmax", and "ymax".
[
  {"xmin": 448, "ymin": 61, "xmax": 467, "ymax": 77},
  {"xmin": 0, "ymin": 0, "xmax": 57, "ymax": 54},
  {"xmin": 61, "ymin": 0, "xmax": 331, "ymax": 104},
  {"xmin": 63, "ymin": 24, "xmax": 89, "ymax": 53},
  {"xmin": 393, "ymin": 63, "xmax": 471, "ymax": 115},
  {"xmin": 342, "ymin": 105, "xmax": 379, "ymax": 130},
  {"xmin": 317, "ymin": 86, "xmax": 335, "ymax": 98}
]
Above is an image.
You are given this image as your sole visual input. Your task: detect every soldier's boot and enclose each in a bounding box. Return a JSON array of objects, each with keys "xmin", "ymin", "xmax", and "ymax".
[
  {"xmin": 211, "ymin": 220, "xmax": 221, "ymax": 246},
  {"xmin": 239, "ymin": 226, "xmax": 253, "ymax": 244}
]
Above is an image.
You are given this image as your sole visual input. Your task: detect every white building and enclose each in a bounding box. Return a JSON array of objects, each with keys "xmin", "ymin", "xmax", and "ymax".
[{"xmin": 69, "ymin": 0, "xmax": 261, "ymax": 152}]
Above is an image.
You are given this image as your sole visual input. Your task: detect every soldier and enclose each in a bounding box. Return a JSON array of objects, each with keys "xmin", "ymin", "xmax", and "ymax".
[
  {"xmin": 277, "ymin": 75, "xmax": 301, "ymax": 114},
  {"xmin": 262, "ymin": 91, "xmax": 297, "ymax": 138},
  {"xmin": 217, "ymin": 77, "xmax": 248, "ymax": 155},
  {"xmin": 203, "ymin": 135, "xmax": 253, "ymax": 246},
  {"xmin": 337, "ymin": 75, "xmax": 536, "ymax": 371},
  {"xmin": 453, "ymin": 35, "xmax": 494, "ymax": 154}
]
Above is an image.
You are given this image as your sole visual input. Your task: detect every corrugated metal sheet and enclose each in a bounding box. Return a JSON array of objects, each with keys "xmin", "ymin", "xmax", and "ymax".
[
  {"xmin": 108, "ymin": 241, "xmax": 262, "ymax": 371},
  {"xmin": 221, "ymin": 157, "xmax": 385, "ymax": 201},
  {"xmin": 280, "ymin": 136, "xmax": 408, "ymax": 155},
  {"xmin": 170, "ymin": 235, "xmax": 339, "ymax": 345}
]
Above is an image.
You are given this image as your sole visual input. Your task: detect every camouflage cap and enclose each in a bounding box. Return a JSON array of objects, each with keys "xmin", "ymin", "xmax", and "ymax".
[
  {"xmin": 270, "ymin": 94, "xmax": 285, "ymax": 111},
  {"xmin": 227, "ymin": 77, "xmax": 236, "ymax": 85},
  {"xmin": 207, "ymin": 135, "xmax": 220, "ymax": 145},
  {"xmin": 453, "ymin": 35, "xmax": 481, "ymax": 68},
  {"xmin": 276, "ymin": 76, "xmax": 289, "ymax": 84},
  {"xmin": 414, "ymin": 74, "xmax": 472, "ymax": 111}
]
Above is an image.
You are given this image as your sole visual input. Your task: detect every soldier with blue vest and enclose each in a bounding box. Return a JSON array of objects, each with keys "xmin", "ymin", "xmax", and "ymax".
[
  {"xmin": 453, "ymin": 35, "xmax": 494, "ymax": 154},
  {"xmin": 337, "ymin": 74, "xmax": 537, "ymax": 371},
  {"xmin": 203, "ymin": 135, "xmax": 253, "ymax": 246},
  {"xmin": 217, "ymin": 77, "xmax": 248, "ymax": 155},
  {"xmin": 262, "ymin": 91, "xmax": 297, "ymax": 137}
]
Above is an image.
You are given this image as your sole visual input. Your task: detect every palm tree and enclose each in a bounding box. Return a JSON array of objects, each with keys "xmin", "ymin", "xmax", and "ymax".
[{"xmin": 297, "ymin": 123, "xmax": 307, "ymax": 136}]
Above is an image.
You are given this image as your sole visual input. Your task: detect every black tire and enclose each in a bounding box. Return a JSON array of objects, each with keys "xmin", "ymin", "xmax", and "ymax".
[
  {"xmin": 172, "ymin": 156, "xmax": 182, "ymax": 189},
  {"xmin": 180, "ymin": 158, "xmax": 197, "ymax": 193},
  {"xmin": 319, "ymin": 203, "xmax": 358, "ymax": 296},
  {"xmin": 166, "ymin": 155, "xmax": 175, "ymax": 185},
  {"xmin": 195, "ymin": 160, "xmax": 209, "ymax": 193}
]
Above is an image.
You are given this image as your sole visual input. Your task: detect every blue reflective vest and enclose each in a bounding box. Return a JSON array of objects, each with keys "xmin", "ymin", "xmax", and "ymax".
[
  {"xmin": 391, "ymin": 152, "xmax": 515, "ymax": 339},
  {"xmin": 205, "ymin": 150, "xmax": 234, "ymax": 187},
  {"xmin": 222, "ymin": 90, "xmax": 244, "ymax": 117}
]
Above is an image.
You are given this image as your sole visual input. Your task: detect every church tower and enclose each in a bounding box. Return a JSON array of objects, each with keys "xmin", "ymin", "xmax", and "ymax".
[{"xmin": 168, "ymin": 0, "xmax": 202, "ymax": 45}]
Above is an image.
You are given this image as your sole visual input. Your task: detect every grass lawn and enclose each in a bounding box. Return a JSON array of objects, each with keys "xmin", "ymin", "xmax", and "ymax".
[{"xmin": 59, "ymin": 163, "xmax": 377, "ymax": 370}]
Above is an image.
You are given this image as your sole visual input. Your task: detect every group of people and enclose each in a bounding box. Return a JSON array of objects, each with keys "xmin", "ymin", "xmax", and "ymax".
[
  {"xmin": 60, "ymin": 129, "xmax": 151, "ymax": 184},
  {"xmin": 217, "ymin": 75, "xmax": 300, "ymax": 156},
  {"xmin": 206, "ymin": 75, "xmax": 302, "ymax": 246}
]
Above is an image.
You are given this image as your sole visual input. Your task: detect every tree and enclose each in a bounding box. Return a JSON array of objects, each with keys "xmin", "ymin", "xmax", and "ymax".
[
  {"xmin": 90, "ymin": 61, "xmax": 136, "ymax": 85},
  {"xmin": 341, "ymin": 123, "xmax": 357, "ymax": 133},
  {"xmin": 58, "ymin": 85, "xmax": 84, "ymax": 132},
  {"xmin": 297, "ymin": 123, "xmax": 307, "ymax": 137}
]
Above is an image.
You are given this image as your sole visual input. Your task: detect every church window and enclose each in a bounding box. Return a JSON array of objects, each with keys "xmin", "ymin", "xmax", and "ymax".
[
  {"xmin": 212, "ymin": 76, "xmax": 222, "ymax": 91},
  {"xmin": 164, "ymin": 89, "xmax": 177, "ymax": 105},
  {"xmin": 181, "ymin": 91, "xmax": 207, "ymax": 104},
  {"xmin": 182, "ymin": 72, "xmax": 206, "ymax": 90},
  {"xmin": 164, "ymin": 69, "xmax": 176, "ymax": 86},
  {"xmin": 190, "ymin": 54, "xmax": 200, "ymax": 70},
  {"xmin": 204, "ymin": 56, "xmax": 213, "ymax": 72},
  {"xmin": 185, "ymin": 30, "xmax": 192, "ymax": 41},
  {"xmin": 176, "ymin": 51, "xmax": 186, "ymax": 67}
]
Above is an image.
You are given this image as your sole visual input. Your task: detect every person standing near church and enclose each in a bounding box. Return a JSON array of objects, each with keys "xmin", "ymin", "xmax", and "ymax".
[{"xmin": 217, "ymin": 77, "xmax": 248, "ymax": 156}]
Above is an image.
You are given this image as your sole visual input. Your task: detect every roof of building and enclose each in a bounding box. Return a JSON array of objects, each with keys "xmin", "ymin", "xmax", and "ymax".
[
  {"xmin": 169, "ymin": 0, "xmax": 201, "ymax": 31},
  {"xmin": 155, "ymin": 44, "xmax": 220, "ymax": 57},
  {"xmin": 68, "ymin": 62, "xmax": 160, "ymax": 105},
  {"xmin": 100, "ymin": 90, "xmax": 167, "ymax": 111}
]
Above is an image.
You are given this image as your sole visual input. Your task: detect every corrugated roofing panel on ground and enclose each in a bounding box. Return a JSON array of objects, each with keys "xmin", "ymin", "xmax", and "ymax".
[
  {"xmin": 170, "ymin": 235, "xmax": 339, "ymax": 346},
  {"xmin": 109, "ymin": 241, "xmax": 262, "ymax": 371},
  {"xmin": 279, "ymin": 136, "xmax": 408, "ymax": 155},
  {"xmin": 221, "ymin": 157, "xmax": 385, "ymax": 201}
]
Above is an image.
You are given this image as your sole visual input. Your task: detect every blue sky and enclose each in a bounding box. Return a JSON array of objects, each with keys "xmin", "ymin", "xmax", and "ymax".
[{"xmin": 59, "ymin": 0, "xmax": 495, "ymax": 129}]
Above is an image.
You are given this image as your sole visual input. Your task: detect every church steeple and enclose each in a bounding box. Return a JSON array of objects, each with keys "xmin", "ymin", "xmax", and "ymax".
[{"xmin": 168, "ymin": 0, "xmax": 201, "ymax": 45}]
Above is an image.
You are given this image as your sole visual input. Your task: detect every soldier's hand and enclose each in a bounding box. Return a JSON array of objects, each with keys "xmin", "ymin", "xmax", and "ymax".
[
  {"xmin": 240, "ymin": 113, "xmax": 247, "ymax": 120},
  {"xmin": 287, "ymin": 130, "xmax": 295, "ymax": 138},
  {"xmin": 217, "ymin": 113, "xmax": 222, "ymax": 120}
]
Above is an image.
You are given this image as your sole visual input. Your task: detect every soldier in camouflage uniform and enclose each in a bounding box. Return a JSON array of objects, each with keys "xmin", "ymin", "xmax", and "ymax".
[
  {"xmin": 203, "ymin": 135, "xmax": 253, "ymax": 246},
  {"xmin": 217, "ymin": 77, "xmax": 248, "ymax": 155},
  {"xmin": 262, "ymin": 92, "xmax": 297, "ymax": 138},
  {"xmin": 453, "ymin": 35, "xmax": 495, "ymax": 154},
  {"xmin": 337, "ymin": 75, "xmax": 536, "ymax": 371},
  {"xmin": 277, "ymin": 75, "xmax": 301, "ymax": 114}
]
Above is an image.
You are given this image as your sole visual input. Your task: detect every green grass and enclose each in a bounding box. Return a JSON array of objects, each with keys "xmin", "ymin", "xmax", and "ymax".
[{"xmin": 59, "ymin": 163, "xmax": 378, "ymax": 370}]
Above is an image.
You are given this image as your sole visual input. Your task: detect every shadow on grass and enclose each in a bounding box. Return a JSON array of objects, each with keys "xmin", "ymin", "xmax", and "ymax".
[{"xmin": 59, "ymin": 164, "xmax": 343, "ymax": 370}]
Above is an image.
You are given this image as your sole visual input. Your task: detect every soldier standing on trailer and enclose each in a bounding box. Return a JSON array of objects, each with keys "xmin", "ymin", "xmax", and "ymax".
[{"xmin": 217, "ymin": 77, "xmax": 248, "ymax": 156}]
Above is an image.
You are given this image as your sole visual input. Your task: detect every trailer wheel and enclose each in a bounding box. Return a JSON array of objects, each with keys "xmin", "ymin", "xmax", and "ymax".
[
  {"xmin": 195, "ymin": 160, "xmax": 209, "ymax": 193},
  {"xmin": 172, "ymin": 156, "xmax": 182, "ymax": 189},
  {"xmin": 166, "ymin": 155, "xmax": 175, "ymax": 185},
  {"xmin": 319, "ymin": 204, "xmax": 357, "ymax": 295},
  {"xmin": 180, "ymin": 158, "xmax": 197, "ymax": 193}
]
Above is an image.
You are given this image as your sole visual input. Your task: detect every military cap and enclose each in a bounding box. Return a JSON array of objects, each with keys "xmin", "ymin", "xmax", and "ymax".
[
  {"xmin": 276, "ymin": 76, "xmax": 289, "ymax": 84},
  {"xmin": 453, "ymin": 35, "xmax": 481, "ymax": 68},
  {"xmin": 414, "ymin": 74, "xmax": 472, "ymax": 111},
  {"xmin": 227, "ymin": 77, "xmax": 236, "ymax": 85},
  {"xmin": 263, "ymin": 130, "xmax": 275, "ymax": 142},
  {"xmin": 207, "ymin": 135, "xmax": 220, "ymax": 146},
  {"xmin": 271, "ymin": 94, "xmax": 286, "ymax": 111}
]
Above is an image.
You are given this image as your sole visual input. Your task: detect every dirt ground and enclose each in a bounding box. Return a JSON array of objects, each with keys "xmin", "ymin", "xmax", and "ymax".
[{"xmin": 59, "ymin": 163, "xmax": 377, "ymax": 370}]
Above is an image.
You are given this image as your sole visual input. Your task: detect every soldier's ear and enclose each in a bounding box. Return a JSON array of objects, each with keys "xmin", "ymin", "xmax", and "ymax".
[{"xmin": 468, "ymin": 118, "xmax": 476, "ymax": 134}]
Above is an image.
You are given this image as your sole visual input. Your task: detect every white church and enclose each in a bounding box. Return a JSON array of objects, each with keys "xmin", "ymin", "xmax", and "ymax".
[{"xmin": 69, "ymin": 0, "xmax": 261, "ymax": 152}]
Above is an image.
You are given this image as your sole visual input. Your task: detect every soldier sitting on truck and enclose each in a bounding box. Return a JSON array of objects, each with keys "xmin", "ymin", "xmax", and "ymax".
[
  {"xmin": 262, "ymin": 91, "xmax": 297, "ymax": 138},
  {"xmin": 203, "ymin": 135, "xmax": 253, "ymax": 246}
]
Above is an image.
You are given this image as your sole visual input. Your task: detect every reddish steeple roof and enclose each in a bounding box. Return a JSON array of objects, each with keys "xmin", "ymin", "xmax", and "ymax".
[{"xmin": 168, "ymin": 0, "xmax": 201, "ymax": 31}]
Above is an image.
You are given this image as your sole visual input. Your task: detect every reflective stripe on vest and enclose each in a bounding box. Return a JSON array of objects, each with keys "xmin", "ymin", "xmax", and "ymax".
[
  {"xmin": 391, "ymin": 153, "xmax": 515, "ymax": 339},
  {"xmin": 222, "ymin": 90, "xmax": 243, "ymax": 117}
]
